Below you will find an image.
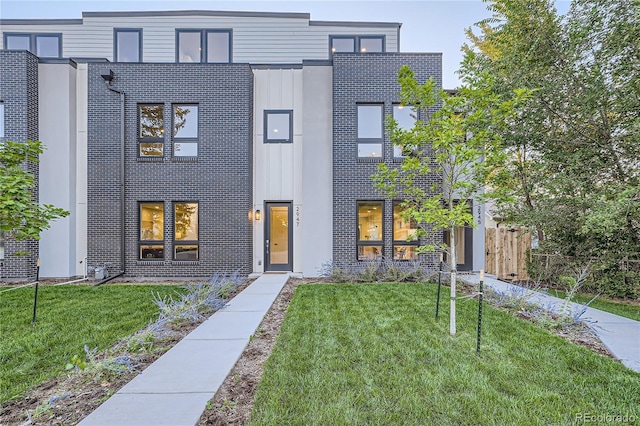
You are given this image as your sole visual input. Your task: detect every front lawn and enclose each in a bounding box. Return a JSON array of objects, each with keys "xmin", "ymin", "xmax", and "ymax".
[
  {"xmin": 250, "ymin": 283, "xmax": 640, "ymax": 425},
  {"xmin": 0, "ymin": 284, "xmax": 183, "ymax": 402}
]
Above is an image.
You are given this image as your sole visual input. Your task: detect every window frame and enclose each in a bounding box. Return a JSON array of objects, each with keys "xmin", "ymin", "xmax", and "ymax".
[
  {"xmin": 356, "ymin": 200, "xmax": 384, "ymax": 261},
  {"xmin": 138, "ymin": 103, "xmax": 165, "ymax": 158},
  {"xmin": 172, "ymin": 104, "xmax": 199, "ymax": 157},
  {"xmin": 263, "ymin": 110, "xmax": 293, "ymax": 144},
  {"xmin": 173, "ymin": 201, "xmax": 200, "ymax": 261},
  {"xmin": 114, "ymin": 28, "xmax": 142, "ymax": 63},
  {"xmin": 392, "ymin": 201, "xmax": 420, "ymax": 261},
  {"xmin": 3, "ymin": 32, "xmax": 62, "ymax": 58},
  {"xmin": 356, "ymin": 103, "xmax": 384, "ymax": 159},
  {"xmin": 0, "ymin": 102, "xmax": 4, "ymax": 138},
  {"xmin": 392, "ymin": 104, "xmax": 417, "ymax": 159},
  {"xmin": 176, "ymin": 29, "xmax": 232, "ymax": 63},
  {"xmin": 329, "ymin": 35, "xmax": 385, "ymax": 56},
  {"xmin": 138, "ymin": 202, "xmax": 165, "ymax": 261}
]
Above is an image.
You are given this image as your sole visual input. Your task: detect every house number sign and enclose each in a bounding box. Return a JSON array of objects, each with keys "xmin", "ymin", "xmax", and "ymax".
[{"xmin": 296, "ymin": 206, "xmax": 301, "ymax": 227}]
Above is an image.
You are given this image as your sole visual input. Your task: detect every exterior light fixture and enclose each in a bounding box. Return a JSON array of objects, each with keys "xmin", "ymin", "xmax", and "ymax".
[
  {"xmin": 101, "ymin": 69, "xmax": 115, "ymax": 84},
  {"xmin": 255, "ymin": 209, "xmax": 261, "ymax": 221}
]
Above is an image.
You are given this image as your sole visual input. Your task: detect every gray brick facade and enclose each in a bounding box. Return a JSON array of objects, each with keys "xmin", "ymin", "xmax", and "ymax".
[
  {"xmin": 332, "ymin": 53, "xmax": 443, "ymax": 267},
  {"xmin": 0, "ymin": 51, "xmax": 40, "ymax": 280},
  {"xmin": 87, "ymin": 63, "xmax": 253, "ymax": 277}
]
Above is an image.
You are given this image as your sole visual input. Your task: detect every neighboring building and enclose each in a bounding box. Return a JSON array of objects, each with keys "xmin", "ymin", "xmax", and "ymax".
[{"xmin": 0, "ymin": 10, "xmax": 485, "ymax": 280}]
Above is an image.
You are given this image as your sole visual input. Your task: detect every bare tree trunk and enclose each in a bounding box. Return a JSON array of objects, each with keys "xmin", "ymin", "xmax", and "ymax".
[{"xmin": 450, "ymin": 223, "xmax": 457, "ymax": 336}]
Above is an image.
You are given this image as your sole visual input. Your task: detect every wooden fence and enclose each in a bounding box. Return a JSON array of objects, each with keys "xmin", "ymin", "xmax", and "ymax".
[{"xmin": 485, "ymin": 227, "xmax": 532, "ymax": 281}]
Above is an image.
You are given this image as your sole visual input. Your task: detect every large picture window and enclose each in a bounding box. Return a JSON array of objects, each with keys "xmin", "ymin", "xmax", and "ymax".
[
  {"xmin": 138, "ymin": 104, "xmax": 164, "ymax": 157},
  {"xmin": 139, "ymin": 202, "xmax": 164, "ymax": 260},
  {"xmin": 114, "ymin": 29, "xmax": 142, "ymax": 62},
  {"xmin": 177, "ymin": 29, "xmax": 231, "ymax": 63},
  {"xmin": 357, "ymin": 104, "xmax": 383, "ymax": 158},
  {"xmin": 357, "ymin": 201, "xmax": 383, "ymax": 260},
  {"xmin": 4, "ymin": 33, "xmax": 62, "ymax": 58},
  {"xmin": 392, "ymin": 105, "xmax": 416, "ymax": 158},
  {"xmin": 174, "ymin": 202, "xmax": 199, "ymax": 260},
  {"xmin": 393, "ymin": 202, "xmax": 419, "ymax": 260},
  {"xmin": 173, "ymin": 104, "xmax": 199, "ymax": 156}
]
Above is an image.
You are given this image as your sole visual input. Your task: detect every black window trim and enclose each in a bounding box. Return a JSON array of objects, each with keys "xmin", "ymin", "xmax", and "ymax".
[
  {"xmin": 175, "ymin": 28, "xmax": 232, "ymax": 63},
  {"xmin": 356, "ymin": 103, "xmax": 384, "ymax": 160},
  {"xmin": 173, "ymin": 201, "xmax": 200, "ymax": 261},
  {"xmin": 3, "ymin": 32, "xmax": 63, "ymax": 58},
  {"xmin": 172, "ymin": 103, "xmax": 199, "ymax": 158},
  {"xmin": 113, "ymin": 28, "xmax": 143, "ymax": 63},
  {"xmin": 392, "ymin": 200, "xmax": 420, "ymax": 261},
  {"xmin": 356, "ymin": 200, "xmax": 384, "ymax": 261},
  {"xmin": 138, "ymin": 103, "xmax": 165, "ymax": 158},
  {"xmin": 329, "ymin": 34, "xmax": 385, "ymax": 56},
  {"xmin": 138, "ymin": 201, "xmax": 165, "ymax": 261},
  {"xmin": 263, "ymin": 109, "xmax": 293, "ymax": 144}
]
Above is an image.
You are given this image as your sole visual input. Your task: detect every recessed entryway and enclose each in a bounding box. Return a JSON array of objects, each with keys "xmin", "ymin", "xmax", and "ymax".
[{"xmin": 264, "ymin": 202, "xmax": 293, "ymax": 272}]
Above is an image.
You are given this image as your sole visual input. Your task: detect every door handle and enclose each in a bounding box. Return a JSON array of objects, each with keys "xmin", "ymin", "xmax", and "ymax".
[{"xmin": 265, "ymin": 239, "xmax": 269, "ymax": 256}]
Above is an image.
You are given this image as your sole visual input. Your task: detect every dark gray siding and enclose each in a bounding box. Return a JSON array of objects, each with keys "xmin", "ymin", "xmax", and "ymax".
[
  {"xmin": 332, "ymin": 53, "xmax": 443, "ymax": 267},
  {"xmin": 0, "ymin": 51, "xmax": 39, "ymax": 280},
  {"xmin": 87, "ymin": 63, "xmax": 253, "ymax": 277}
]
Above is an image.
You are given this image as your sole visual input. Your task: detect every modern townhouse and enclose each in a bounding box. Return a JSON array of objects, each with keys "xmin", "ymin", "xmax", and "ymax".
[{"xmin": 0, "ymin": 9, "xmax": 485, "ymax": 280}]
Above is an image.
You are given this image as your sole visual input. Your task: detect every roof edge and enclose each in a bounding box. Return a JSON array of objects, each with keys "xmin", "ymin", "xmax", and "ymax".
[
  {"xmin": 0, "ymin": 19, "xmax": 83, "ymax": 25},
  {"xmin": 82, "ymin": 10, "xmax": 310, "ymax": 19},
  {"xmin": 310, "ymin": 20, "xmax": 401, "ymax": 28}
]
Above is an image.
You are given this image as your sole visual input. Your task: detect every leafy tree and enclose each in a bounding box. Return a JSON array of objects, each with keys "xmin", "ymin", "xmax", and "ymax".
[
  {"xmin": 373, "ymin": 65, "xmax": 529, "ymax": 335},
  {"xmin": 464, "ymin": 0, "xmax": 640, "ymax": 296},
  {"xmin": 0, "ymin": 140, "xmax": 69, "ymax": 242}
]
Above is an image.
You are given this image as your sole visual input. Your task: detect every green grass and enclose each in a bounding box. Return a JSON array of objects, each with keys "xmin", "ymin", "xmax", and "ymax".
[
  {"xmin": 250, "ymin": 283, "xmax": 640, "ymax": 425},
  {"xmin": 0, "ymin": 283, "xmax": 183, "ymax": 402},
  {"xmin": 548, "ymin": 289, "xmax": 640, "ymax": 322}
]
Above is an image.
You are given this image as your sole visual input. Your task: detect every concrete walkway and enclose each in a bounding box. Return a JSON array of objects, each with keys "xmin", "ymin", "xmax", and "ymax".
[
  {"xmin": 461, "ymin": 273, "xmax": 640, "ymax": 373},
  {"xmin": 79, "ymin": 273, "xmax": 290, "ymax": 426}
]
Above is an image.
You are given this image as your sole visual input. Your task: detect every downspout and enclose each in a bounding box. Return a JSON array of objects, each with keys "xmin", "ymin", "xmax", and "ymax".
[{"xmin": 106, "ymin": 84, "xmax": 126, "ymax": 278}]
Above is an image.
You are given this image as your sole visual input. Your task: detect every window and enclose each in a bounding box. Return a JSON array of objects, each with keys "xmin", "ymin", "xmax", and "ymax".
[
  {"xmin": 138, "ymin": 104, "xmax": 164, "ymax": 157},
  {"xmin": 139, "ymin": 202, "xmax": 164, "ymax": 260},
  {"xmin": 177, "ymin": 29, "xmax": 232, "ymax": 63},
  {"xmin": 393, "ymin": 202, "xmax": 419, "ymax": 261},
  {"xmin": 357, "ymin": 104, "xmax": 383, "ymax": 158},
  {"xmin": 0, "ymin": 103, "xmax": 4, "ymax": 138},
  {"xmin": 114, "ymin": 29, "xmax": 142, "ymax": 62},
  {"xmin": 330, "ymin": 35, "xmax": 384, "ymax": 56},
  {"xmin": 393, "ymin": 105, "xmax": 417, "ymax": 158},
  {"xmin": 173, "ymin": 104, "xmax": 199, "ymax": 156},
  {"xmin": 174, "ymin": 202, "xmax": 199, "ymax": 260},
  {"xmin": 357, "ymin": 201, "xmax": 383, "ymax": 260},
  {"xmin": 4, "ymin": 33, "xmax": 62, "ymax": 58},
  {"xmin": 264, "ymin": 110, "xmax": 293, "ymax": 143}
]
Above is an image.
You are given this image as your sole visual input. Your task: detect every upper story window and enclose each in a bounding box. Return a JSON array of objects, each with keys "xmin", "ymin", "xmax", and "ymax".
[
  {"xmin": 392, "ymin": 105, "xmax": 417, "ymax": 158},
  {"xmin": 173, "ymin": 104, "xmax": 199, "ymax": 157},
  {"xmin": 357, "ymin": 201, "xmax": 383, "ymax": 260},
  {"xmin": 139, "ymin": 104, "xmax": 164, "ymax": 157},
  {"xmin": 177, "ymin": 29, "xmax": 232, "ymax": 63},
  {"xmin": 330, "ymin": 35, "xmax": 384, "ymax": 56},
  {"xmin": 114, "ymin": 29, "xmax": 142, "ymax": 62},
  {"xmin": 264, "ymin": 110, "xmax": 293, "ymax": 143},
  {"xmin": 357, "ymin": 104, "xmax": 383, "ymax": 158},
  {"xmin": 4, "ymin": 33, "xmax": 62, "ymax": 58}
]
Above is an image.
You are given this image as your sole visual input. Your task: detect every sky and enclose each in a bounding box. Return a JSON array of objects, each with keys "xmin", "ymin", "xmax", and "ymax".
[{"xmin": 0, "ymin": 0, "xmax": 571, "ymax": 88}]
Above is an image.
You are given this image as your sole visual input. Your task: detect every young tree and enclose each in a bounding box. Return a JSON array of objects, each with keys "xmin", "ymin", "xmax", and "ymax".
[
  {"xmin": 0, "ymin": 140, "xmax": 69, "ymax": 242},
  {"xmin": 373, "ymin": 65, "xmax": 528, "ymax": 335}
]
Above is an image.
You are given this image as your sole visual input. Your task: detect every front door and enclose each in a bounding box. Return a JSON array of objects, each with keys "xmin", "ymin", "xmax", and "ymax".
[{"xmin": 265, "ymin": 202, "xmax": 293, "ymax": 272}]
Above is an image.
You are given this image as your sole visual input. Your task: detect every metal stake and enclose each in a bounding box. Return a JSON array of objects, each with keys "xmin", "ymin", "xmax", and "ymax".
[
  {"xmin": 435, "ymin": 252, "xmax": 443, "ymax": 321},
  {"xmin": 32, "ymin": 258, "xmax": 40, "ymax": 325},
  {"xmin": 477, "ymin": 269, "xmax": 484, "ymax": 355}
]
